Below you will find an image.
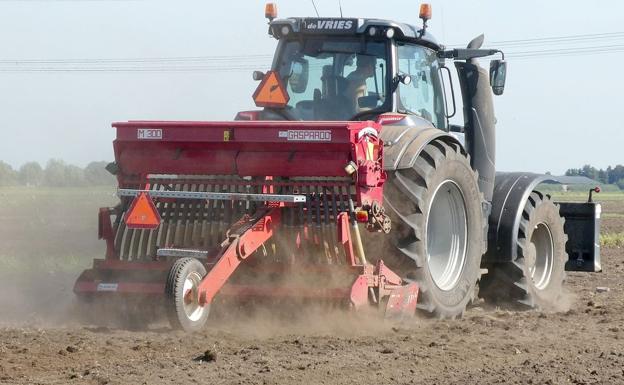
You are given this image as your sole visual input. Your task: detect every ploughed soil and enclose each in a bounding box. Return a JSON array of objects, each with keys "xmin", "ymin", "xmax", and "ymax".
[{"xmin": 0, "ymin": 190, "xmax": 623, "ymax": 385}]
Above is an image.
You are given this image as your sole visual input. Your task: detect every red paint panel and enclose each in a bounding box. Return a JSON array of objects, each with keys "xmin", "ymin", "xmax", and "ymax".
[
  {"xmin": 114, "ymin": 120, "xmax": 360, "ymax": 129},
  {"xmin": 385, "ymin": 283, "xmax": 419, "ymax": 319},
  {"xmin": 111, "ymin": 120, "xmax": 383, "ymax": 180},
  {"xmin": 349, "ymin": 275, "xmax": 371, "ymax": 308},
  {"xmin": 236, "ymin": 151, "xmax": 349, "ymax": 177},
  {"xmin": 114, "ymin": 120, "xmax": 361, "ymax": 144},
  {"xmin": 198, "ymin": 209, "xmax": 279, "ymax": 305},
  {"xmin": 73, "ymin": 281, "xmax": 164, "ymax": 295},
  {"xmin": 118, "ymin": 148, "xmax": 238, "ymax": 175},
  {"xmin": 93, "ymin": 259, "xmax": 172, "ymax": 271},
  {"xmin": 98, "ymin": 208, "xmax": 117, "ymax": 260}
]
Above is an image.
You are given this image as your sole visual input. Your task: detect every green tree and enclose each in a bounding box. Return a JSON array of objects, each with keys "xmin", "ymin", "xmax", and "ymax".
[
  {"xmin": 65, "ymin": 164, "xmax": 86, "ymax": 186},
  {"xmin": 44, "ymin": 159, "xmax": 86, "ymax": 187},
  {"xmin": 44, "ymin": 159, "xmax": 66, "ymax": 187},
  {"xmin": 581, "ymin": 164, "xmax": 599, "ymax": 180},
  {"xmin": 0, "ymin": 161, "xmax": 17, "ymax": 186},
  {"xmin": 565, "ymin": 168, "xmax": 581, "ymax": 176},
  {"xmin": 567, "ymin": 164, "xmax": 624, "ymax": 184},
  {"xmin": 610, "ymin": 165, "xmax": 624, "ymax": 184},
  {"xmin": 18, "ymin": 162, "xmax": 43, "ymax": 186},
  {"xmin": 597, "ymin": 169, "xmax": 608, "ymax": 184},
  {"xmin": 84, "ymin": 161, "xmax": 115, "ymax": 186}
]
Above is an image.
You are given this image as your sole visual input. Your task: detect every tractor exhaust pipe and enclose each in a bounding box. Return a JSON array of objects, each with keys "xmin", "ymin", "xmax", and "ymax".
[{"xmin": 455, "ymin": 60, "xmax": 496, "ymax": 202}]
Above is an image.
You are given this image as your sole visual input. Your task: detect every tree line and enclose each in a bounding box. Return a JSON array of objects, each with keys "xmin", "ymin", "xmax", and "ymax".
[
  {"xmin": 0, "ymin": 160, "xmax": 115, "ymax": 187},
  {"xmin": 1, "ymin": 160, "xmax": 623, "ymax": 190},
  {"xmin": 565, "ymin": 164, "xmax": 624, "ymax": 190}
]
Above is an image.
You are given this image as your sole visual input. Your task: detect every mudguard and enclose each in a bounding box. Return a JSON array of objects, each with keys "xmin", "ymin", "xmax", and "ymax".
[
  {"xmin": 484, "ymin": 172, "xmax": 552, "ymax": 264},
  {"xmin": 484, "ymin": 172, "xmax": 601, "ymax": 272},
  {"xmin": 380, "ymin": 119, "xmax": 463, "ymax": 171}
]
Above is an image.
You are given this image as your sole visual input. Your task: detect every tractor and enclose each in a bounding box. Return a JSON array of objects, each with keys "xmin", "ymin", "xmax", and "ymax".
[{"xmin": 74, "ymin": 4, "xmax": 601, "ymax": 331}]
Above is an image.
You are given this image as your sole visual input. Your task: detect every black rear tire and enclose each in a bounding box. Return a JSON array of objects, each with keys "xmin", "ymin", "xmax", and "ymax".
[
  {"xmin": 165, "ymin": 258, "xmax": 210, "ymax": 332},
  {"xmin": 480, "ymin": 192, "xmax": 567, "ymax": 308},
  {"xmin": 381, "ymin": 139, "xmax": 486, "ymax": 318}
]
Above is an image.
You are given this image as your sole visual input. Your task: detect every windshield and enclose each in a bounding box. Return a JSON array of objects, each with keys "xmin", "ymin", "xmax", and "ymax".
[
  {"xmin": 396, "ymin": 43, "xmax": 447, "ymax": 128},
  {"xmin": 276, "ymin": 38, "xmax": 389, "ymax": 121}
]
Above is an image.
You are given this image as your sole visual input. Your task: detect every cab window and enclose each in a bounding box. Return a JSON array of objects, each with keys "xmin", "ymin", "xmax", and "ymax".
[
  {"xmin": 396, "ymin": 43, "xmax": 446, "ymax": 128},
  {"xmin": 277, "ymin": 38, "xmax": 389, "ymax": 121}
]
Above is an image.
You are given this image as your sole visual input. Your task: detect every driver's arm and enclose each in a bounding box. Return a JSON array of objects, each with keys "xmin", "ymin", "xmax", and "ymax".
[{"xmin": 345, "ymin": 73, "xmax": 368, "ymax": 113}]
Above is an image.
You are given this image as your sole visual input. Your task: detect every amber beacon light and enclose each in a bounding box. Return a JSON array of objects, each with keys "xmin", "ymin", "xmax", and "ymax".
[
  {"xmin": 265, "ymin": 3, "xmax": 278, "ymax": 21},
  {"xmin": 419, "ymin": 3, "xmax": 432, "ymax": 21}
]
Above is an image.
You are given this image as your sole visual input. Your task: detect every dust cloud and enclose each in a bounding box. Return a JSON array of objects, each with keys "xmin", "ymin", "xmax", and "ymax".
[
  {"xmin": 0, "ymin": 186, "xmax": 401, "ymax": 332},
  {"xmin": 0, "ymin": 186, "xmax": 578, "ymax": 333},
  {"xmin": 0, "ymin": 272, "xmax": 80, "ymax": 327},
  {"xmin": 0, "ymin": 187, "xmax": 116, "ymax": 327}
]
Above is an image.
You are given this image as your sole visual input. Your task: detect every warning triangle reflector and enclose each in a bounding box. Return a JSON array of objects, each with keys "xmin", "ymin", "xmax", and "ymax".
[
  {"xmin": 252, "ymin": 70, "xmax": 290, "ymax": 108},
  {"xmin": 125, "ymin": 192, "xmax": 161, "ymax": 229}
]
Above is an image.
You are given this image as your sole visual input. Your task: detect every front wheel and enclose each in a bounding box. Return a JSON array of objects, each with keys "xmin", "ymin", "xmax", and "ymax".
[{"xmin": 165, "ymin": 258, "xmax": 210, "ymax": 332}]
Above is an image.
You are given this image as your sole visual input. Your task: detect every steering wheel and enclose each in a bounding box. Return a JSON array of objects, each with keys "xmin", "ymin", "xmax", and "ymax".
[
  {"xmin": 264, "ymin": 106, "xmax": 299, "ymax": 121},
  {"xmin": 350, "ymin": 109, "xmax": 382, "ymax": 122}
]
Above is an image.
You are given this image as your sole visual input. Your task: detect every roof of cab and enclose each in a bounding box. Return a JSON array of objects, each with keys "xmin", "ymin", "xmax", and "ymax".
[{"xmin": 269, "ymin": 17, "xmax": 441, "ymax": 50}]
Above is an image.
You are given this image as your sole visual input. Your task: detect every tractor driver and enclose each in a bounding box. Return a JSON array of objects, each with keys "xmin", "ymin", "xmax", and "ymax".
[{"xmin": 345, "ymin": 55, "xmax": 377, "ymax": 114}]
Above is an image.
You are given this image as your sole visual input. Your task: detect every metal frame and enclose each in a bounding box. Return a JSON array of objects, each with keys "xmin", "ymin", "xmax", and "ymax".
[
  {"xmin": 156, "ymin": 248, "xmax": 209, "ymax": 259},
  {"xmin": 118, "ymin": 189, "xmax": 307, "ymax": 203},
  {"xmin": 77, "ymin": 202, "xmax": 419, "ymax": 318},
  {"xmin": 75, "ymin": 119, "xmax": 421, "ymax": 321}
]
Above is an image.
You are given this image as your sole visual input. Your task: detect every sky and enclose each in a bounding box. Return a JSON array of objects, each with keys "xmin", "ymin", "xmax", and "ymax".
[{"xmin": 0, "ymin": 0, "xmax": 622, "ymax": 174}]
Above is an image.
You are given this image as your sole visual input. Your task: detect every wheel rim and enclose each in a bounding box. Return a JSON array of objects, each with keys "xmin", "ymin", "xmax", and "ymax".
[
  {"xmin": 529, "ymin": 223, "xmax": 554, "ymax": 290},
  {"xmin": 182, "ymin": 271, "xmax": 205, "ymax": 322},
  {"xmin": 426, "ymin": 180, "xmax": 468, "ymax": 291}
]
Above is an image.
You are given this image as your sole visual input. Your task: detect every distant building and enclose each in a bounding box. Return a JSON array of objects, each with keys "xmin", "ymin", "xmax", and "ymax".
[{"xmin": 542, "ymin": 176, "xmax": 601, "ymax": 192}]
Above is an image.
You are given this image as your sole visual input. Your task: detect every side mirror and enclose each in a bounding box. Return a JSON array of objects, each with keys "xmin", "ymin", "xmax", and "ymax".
[
  {"xmin": 399, "ymin": 73, "xmax": 412, "ymax": 85},
  {"xmin": 252, "ymin": 71, "xmax": 265, "ymax": 81},
  {"xmin": 489, "ymin": 59, "xmax": 507, "ymax": 96},
  {"xmin": 288, "ymin": 59, "xmax": 309, "ymax": 94}
]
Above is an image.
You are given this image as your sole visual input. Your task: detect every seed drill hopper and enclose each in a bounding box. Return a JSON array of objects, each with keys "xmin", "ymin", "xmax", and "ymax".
[{"xmin": 74, "ymin": 120, "xmax": 418, "ymax": 330}]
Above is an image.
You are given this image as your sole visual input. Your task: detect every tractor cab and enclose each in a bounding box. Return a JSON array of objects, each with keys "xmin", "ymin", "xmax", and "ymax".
[
  {"xmin": 249, "ymin": 11, "xmax": 447, "ymax": 127},
  {"xmin": 246, "ymin": 4, "xmax": 506, "ymax": 130}
]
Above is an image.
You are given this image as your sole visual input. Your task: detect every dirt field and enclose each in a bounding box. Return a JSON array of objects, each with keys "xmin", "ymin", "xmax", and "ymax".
[{"xmin": 0, "ymin": 188, "xmax": 623, "ymax": 385}]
